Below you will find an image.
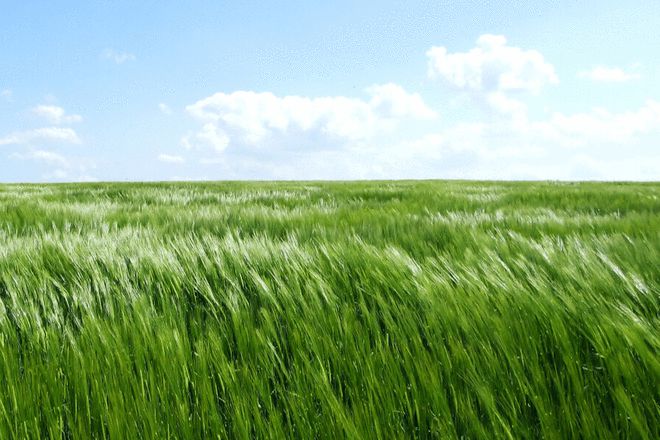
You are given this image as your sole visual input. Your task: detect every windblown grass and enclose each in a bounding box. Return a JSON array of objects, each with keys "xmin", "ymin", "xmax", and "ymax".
[{"xmin": 0, "ymin": 180, "xmax": 658, "ymax": 438}]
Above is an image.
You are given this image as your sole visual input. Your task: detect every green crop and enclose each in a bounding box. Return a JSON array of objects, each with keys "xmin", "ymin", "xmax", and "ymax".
[{"xmin": 0, "ymin": 180, "xmax": 658, "ymax": 438}]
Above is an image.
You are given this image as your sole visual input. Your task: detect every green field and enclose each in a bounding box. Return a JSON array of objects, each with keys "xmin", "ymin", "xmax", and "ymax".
[{"xmin": 0, "ymin": 181, "xmax": 658, "ymax": 438}]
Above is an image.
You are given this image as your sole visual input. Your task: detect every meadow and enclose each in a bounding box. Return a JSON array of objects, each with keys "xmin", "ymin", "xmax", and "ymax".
[{"xmin": 0, "ymin": 180, "xmax": 657, "ymax": 439}]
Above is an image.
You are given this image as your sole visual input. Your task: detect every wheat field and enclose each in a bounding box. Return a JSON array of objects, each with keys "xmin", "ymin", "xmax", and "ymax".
[{"xmin": 0, "ymin": 181, "xmax": 657, "ymax": 438}]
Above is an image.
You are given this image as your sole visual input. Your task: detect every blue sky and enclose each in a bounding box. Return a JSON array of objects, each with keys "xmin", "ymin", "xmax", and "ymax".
[{"xmin": 2, "ymin": 0, "xmax": 659, "ymax": 182}]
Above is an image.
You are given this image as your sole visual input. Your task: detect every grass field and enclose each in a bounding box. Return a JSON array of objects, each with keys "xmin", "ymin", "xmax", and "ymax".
[{"xmin": 0, "ymin": 180, "xmax": 658, "ymax": 438}]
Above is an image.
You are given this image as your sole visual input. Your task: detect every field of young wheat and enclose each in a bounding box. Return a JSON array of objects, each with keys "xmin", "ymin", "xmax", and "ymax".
[{"xmin": 0, "ymin": 181, "xmax": 657, "ymax": 438}]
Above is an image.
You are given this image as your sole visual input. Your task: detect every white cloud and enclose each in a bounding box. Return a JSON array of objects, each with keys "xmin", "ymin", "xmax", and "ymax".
[
  {"xmin": 180, "ymin": 136, "xmax": 193, "ymax": 150},
  {"xmin": 157, "ymin": 153, "xmax": 185, "ymax": 164},
  {"xmin": 1, "ymin": 89, "xmax": 11, "ymax": 101},
  {"xmin": 0, "ymin": 127, "xmax": 81, "ymax": 146},
  {"xmin": 10, "ymin": 148, "xmax": 99, "ymax": 182},
  {"xmin": 168, "ymin": 175, "xmax": 209, "ymax": 182},
  {"xmin": 367, "ymin": 83, "xmax": 437, "ymax": 119},
  {"xmin": 102, "ymin": 49, "xmax": 136, "ymax": 64},
  {"xmin": 427, "ymin": 35, "xmax": 558, "ymax": 94},
  {"xmin": 444, "ymin": 100, "xmax": 660, "ymax": 154},
  {"xmin": 427, "ymin": 35, "xmax": 557, "ymax": 116},
  {"xmin": 44, "ymin": 169, "xmax": 69, "ymax": 179},
  {"xmin": 195, "ymin": 123, "xmax": 230, "ymax": 152},
  {"xmin": 167, "ymin": 34, "xmax": 657, "ymax": 182},
  {"xmin": 534, "ymin": 100, "xmax": 660, "ymax": 147},
  {"xmin": 179, "ymin": 126, "xmax": 230, "ymax": 154},
  {"xmin": 484, "ymin": 91, "xmax": 528, "ymax": 120},
  {"xmin": 42, "ymin": 169, "xmax": 98, "ymax": 182},
  {"xmin": 197, "ymin": 98, "xmax": 660, "ymax": 181},
  {"xmin": 10, "ymin": 150, "xmax": 69, "ymax": 166},
  {"xmin": 184, "ymin": 84, "xmax": 435, "ymax": 152},
  {"xmin": 376, "ymin": 99, "xmax": 660, "ymax": 180},
  {"xmin": 393, "ymin": 121, "xmax": 546, "ymax": 163},
  {"xmin": 31, "ymin": 105, "xmax": 82, "ymax": 124},
  {"xmin": 75, "ymin": 175, "xmax": 99, "ymax": 182},
  {"xmin": 186, "ymin": 91, "xmax": 375, "ymax": 145},
  {"xmin": 578, "ymin": 66, "xmax": 641, "ymax": 82},
  {"xmin": 199, "ymin": 157, "xmax": 224, "ymax": 165},
  {"xmin": 159, "ymin": 103, "xmax": 173, "ymax": 115}
]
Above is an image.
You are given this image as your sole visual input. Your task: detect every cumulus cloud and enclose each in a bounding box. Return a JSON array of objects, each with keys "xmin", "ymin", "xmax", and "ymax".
[
  {"xmin": 426, "ymin": 34, "xmax": 557, "ymax": 117},
  {"xmin": 427, "ymin": 34, "xmax": 558, "ymax": 93},
  {"xmin": 157, "ymin": 153, "xmax": 185, "ymax": 164},
  {"xmin": 186, "ymin": 91, "xmax": 375, "ymax": 145},
  {"xmin": 0, "ymin": 127, "xmax": 81, "ymax": 146},
  {"xmin": 102, "ymin": 49, "xmax": 136, "ymax": 64},
  {"xmin": 484, "ymin": 91, "xmax": 528, "ymax": 120},
  {"xmin": 195, "ymin": 123, "xmax": 230, "ymax": 152},
  {"xmin": 169, "ymin": 34, "xmax": 657, "ymax": 181},
  {"xmin": 211, "ymin": 98, "xmax": 659, "ymax": 181},
  {"xmin": 578, "ymin": 66, "xmax": 641, "ymax": 82},
  {"xmin": 184, "ymin": 84, "xmax": 435, "ymax": 152},
  {"xmin": 366, "ymin": 83, "xmax": 437, "ymax": 119},
  {"xmin": 31, "ymin": 105, "xmax": 82, "ymax": 124}
]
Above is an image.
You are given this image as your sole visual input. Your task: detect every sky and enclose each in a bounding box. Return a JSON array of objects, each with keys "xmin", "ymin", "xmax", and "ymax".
[{"xmin": 1, "ymin": 0, "xmax": 659, "ymax": 182}]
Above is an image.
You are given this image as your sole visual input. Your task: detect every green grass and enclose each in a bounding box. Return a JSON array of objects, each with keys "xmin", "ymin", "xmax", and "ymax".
[{"xmin": 0, "ymin": 180, "xmax": 658, "ymax": 438}]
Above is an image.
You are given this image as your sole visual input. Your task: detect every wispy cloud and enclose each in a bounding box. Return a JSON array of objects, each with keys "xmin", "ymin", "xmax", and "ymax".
[
  {"xmin": 157, "ymin": 153, "xmax": 185, "ymax": 164},
  {"xmin": 158, "ymin": 103, "xmax": 173, "ymax": 115},
  {"xmin": 75, "ymin": 174, "xmax": 99, "ymax": 182},
  {"xmin": 10, "ymin": 150, "xmax": 70, "ymax": 166},
  {"xmin": 43, "ymin": 169, "xmax": 69, "ymax": 180},
  {"xmin": 102, "ymin": 48, "xmax": 136, "ymax": 64},
  {"xmin": 578, "ymin": 66, "xmax": 641, "ymax": 82},
  {"xmin": 1, "ymin": 89, "xmax": 11, "ymax": 101},
  {"xmin": 42, "ymin": 169, "xmax": 99, "ymax": 182},
  {"xmin": 0, "ymin": 127, "xmax": 81, "ymax": 146},
  {"xmin": 31, "ymin": 105, "xmax": 82, "ymax": 124}
]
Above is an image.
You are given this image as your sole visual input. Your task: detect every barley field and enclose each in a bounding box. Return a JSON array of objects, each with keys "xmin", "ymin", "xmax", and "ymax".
[{"xmin": 0, "ymin": 181, "xmax": 658, "ymax": 439}]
